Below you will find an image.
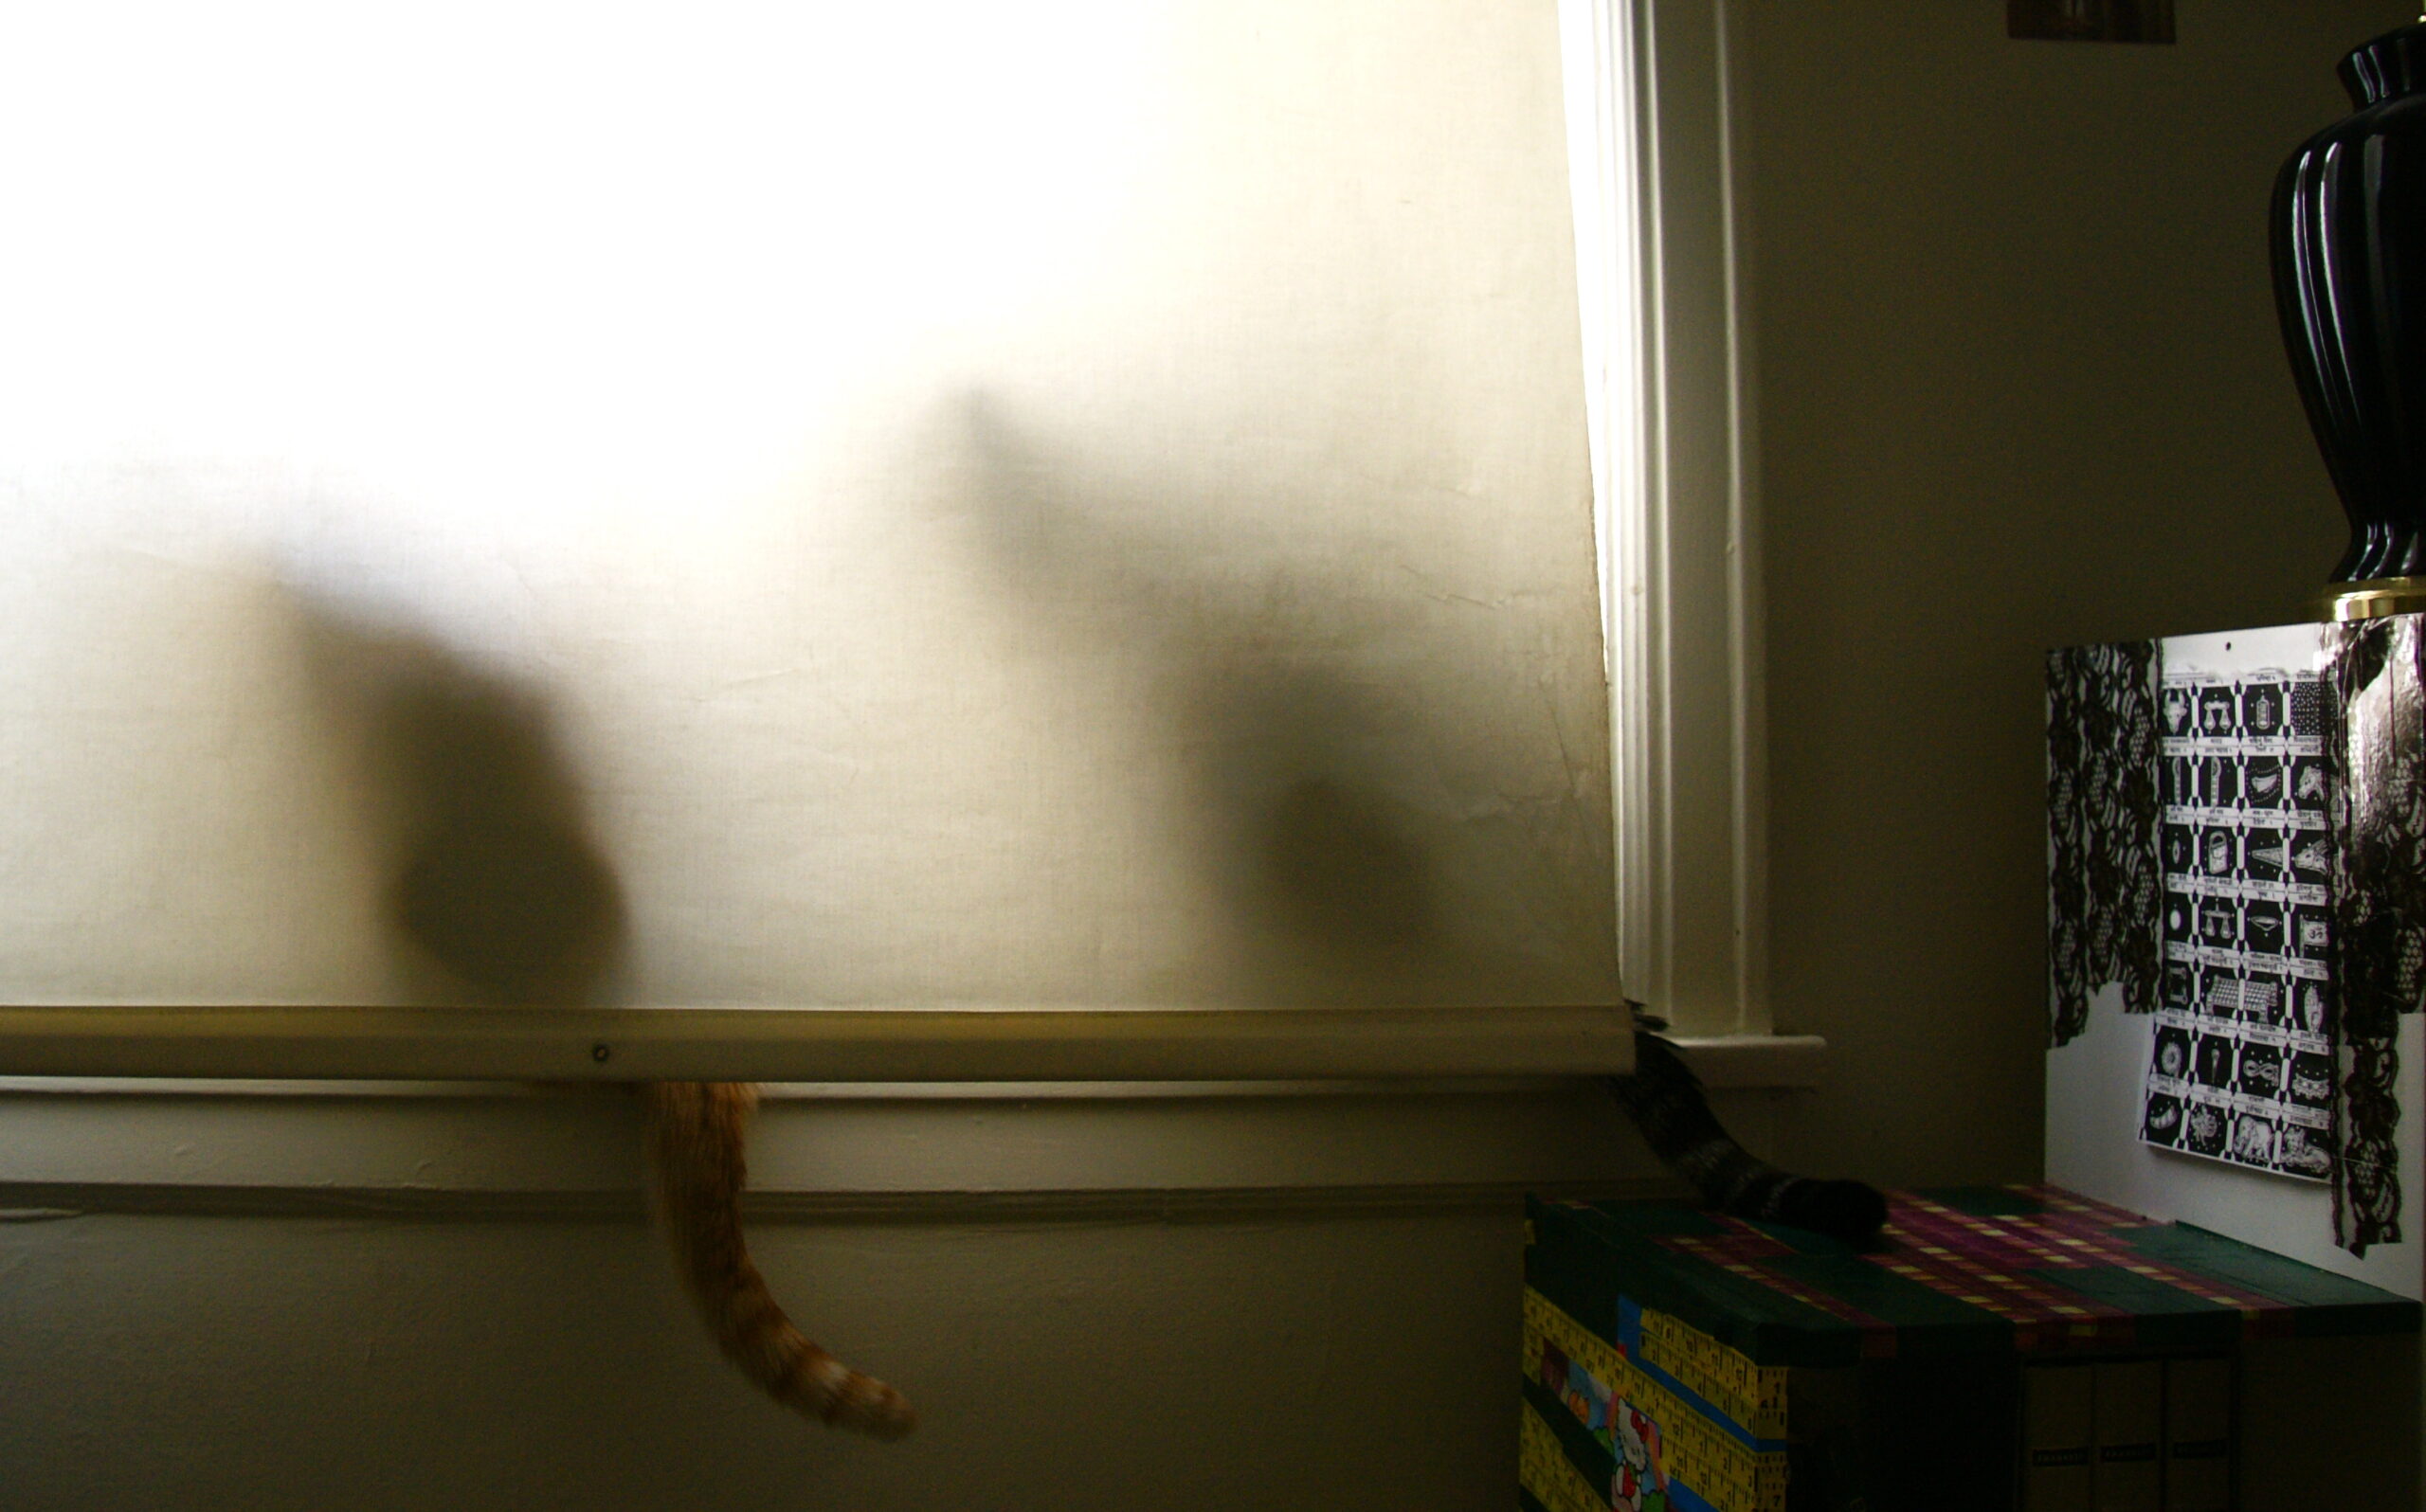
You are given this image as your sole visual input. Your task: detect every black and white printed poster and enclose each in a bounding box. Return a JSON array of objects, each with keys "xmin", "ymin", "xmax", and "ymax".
[{"xmin": 2142, "ymin": 656, "xmax": 2337, "ymax": 1180}]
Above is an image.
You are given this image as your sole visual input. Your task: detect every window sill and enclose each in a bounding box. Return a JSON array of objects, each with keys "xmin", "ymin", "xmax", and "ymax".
[
  {"xmin": 0, "ymin": 1028, "xmax": 1823, "ymax": 1219},
  {"xmin": 0, "ymin": 1015, "xmax": 1819, "ymax": 1094}
]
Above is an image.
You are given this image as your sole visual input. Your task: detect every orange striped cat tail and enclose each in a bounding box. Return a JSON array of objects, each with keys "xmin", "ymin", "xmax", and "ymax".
[{"xmin": 643, "ymin": 1080, "xmax": 917, "ymax": 1440}]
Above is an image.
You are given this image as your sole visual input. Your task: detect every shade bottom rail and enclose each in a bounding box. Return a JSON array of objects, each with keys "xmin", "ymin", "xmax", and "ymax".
[{"xmin": 0, "ymin": 1003, "xmax": 1640, "ymax": 1083}]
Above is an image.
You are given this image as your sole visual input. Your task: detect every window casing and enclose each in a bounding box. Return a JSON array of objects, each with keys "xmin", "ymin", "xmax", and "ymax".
[
  {"xmin": 0, "ymin": 0, "xmax": 1765, "ymax": 1077},
  {"xmin": 1566, "ymin": 0, "xmax": 1766, "ymax": 1035}
]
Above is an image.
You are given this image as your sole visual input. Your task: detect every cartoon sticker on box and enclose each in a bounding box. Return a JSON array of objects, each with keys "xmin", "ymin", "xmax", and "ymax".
[
  {"xmin": 1610, "ymin": 1401, "xmax": 1669, "ymax": 1512},
  {"xmin": 1531, "ymin": 1333, "xmax": 1671, "ymax": 1511}
]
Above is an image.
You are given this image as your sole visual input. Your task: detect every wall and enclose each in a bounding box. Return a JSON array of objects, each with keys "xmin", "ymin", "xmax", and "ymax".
[
  {"xmin": 5, "ymin": 1205, "xmax": 1512, "ymax": 1510},
  {"xmin": 0, "ymin": 1078, "xmax": 1733, "ymax": 1510},
  {"xmin": 1746, "ymin": 0, "xmax": 2393, "ymax": 1186}
]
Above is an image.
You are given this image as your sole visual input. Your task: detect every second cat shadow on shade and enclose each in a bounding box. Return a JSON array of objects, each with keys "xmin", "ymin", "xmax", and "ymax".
[{"xmin": 941, "ymin": 390, "xmax": 1613, "ymax": 1008}]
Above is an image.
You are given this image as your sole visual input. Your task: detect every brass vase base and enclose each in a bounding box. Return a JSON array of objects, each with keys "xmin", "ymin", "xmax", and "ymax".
[{"xmin": 2319, "ymin": 576, "xmax": 2426, "ymax": 621}]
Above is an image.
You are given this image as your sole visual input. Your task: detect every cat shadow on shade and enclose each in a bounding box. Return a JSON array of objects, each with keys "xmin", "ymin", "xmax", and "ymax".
[
  {"xmin": 285, "ymin": 596, "xmax": 626, "ymax": 1008},
  {"xmin": 942, "ymin": 390, "xmax": 1590, "ymax": 1008}
]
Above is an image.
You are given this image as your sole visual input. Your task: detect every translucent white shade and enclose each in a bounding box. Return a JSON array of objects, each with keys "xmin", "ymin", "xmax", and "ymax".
[{"xmin": 0, "ymin": 0, "xmax": 1614, "ymax": 1011}]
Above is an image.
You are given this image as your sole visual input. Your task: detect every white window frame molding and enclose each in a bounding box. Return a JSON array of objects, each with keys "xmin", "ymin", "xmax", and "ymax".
[{"xmin": 1563, "ymin": 0, "xmax": 1766, "ymax": 1035}]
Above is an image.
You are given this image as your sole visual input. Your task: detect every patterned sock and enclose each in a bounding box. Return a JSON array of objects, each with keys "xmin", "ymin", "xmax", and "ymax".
[{"xmin": 1605, "ymin": 1028, "xmax": 1888, "ymax": 1248}]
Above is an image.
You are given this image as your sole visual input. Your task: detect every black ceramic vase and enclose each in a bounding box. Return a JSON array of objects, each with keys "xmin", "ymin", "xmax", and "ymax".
[{"xmin": 2274, "ymin": 22, "xmax": 2426, "ymax": 605}]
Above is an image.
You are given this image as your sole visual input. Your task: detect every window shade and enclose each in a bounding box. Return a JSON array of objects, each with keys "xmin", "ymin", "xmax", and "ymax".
[{"xmin": 0, "ymin": 0, "xmax": 1616, "ymax": 1016}]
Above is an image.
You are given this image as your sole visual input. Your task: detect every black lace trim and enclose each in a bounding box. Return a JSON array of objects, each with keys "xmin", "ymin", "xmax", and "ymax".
[
  {"xmin": 2048, "ymin": 641, "xmax": 2163, "ymax": 1047},
  {"xmin": 2326, "ymin": 618, "xmax": 2426, "ymax": 1254}
]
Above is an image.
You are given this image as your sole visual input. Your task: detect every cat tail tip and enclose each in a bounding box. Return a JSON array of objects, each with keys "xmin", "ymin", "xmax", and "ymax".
[
  {"xmin": 738, "ymin": 1315, "xmax": 919, "ymax": 1440},
  {"xmin": 728, "ymin": 1309, "xmax": 920, "ymax": 1441},
  {"xmin": 838, "ymin": 1377, "xmax": 919, "ymax": 1441},
  {"xmin": 785, "ymin": 1348, "xmax": 917, "ymax": 1438}
]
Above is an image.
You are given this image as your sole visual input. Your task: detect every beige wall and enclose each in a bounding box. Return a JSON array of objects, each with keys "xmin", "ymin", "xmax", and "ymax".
[
  {"xmin": 0, "ymin": 1079, "xmax": 1711, "ymax": 1510},
  {"xmin": 1747, "ymin": 1, "xmax": 2388, "ymax": 1185},
  {"xmin": 2, "ymin": 1205, "xmax": 1521, "ymax": 1509}
]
